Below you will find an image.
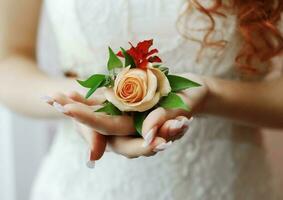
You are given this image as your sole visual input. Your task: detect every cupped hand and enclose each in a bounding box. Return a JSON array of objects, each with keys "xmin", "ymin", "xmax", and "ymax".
[
  {"xmin": 140, "ymin": 72, "xmax": 208, "ymax": 147},
  {"xmin": 43, "ymin": 90, "xmax": 191, "ymax": 167},
  {"xmin": 43, "ymin": 72, "xmax": 208, "ymax": 167}
]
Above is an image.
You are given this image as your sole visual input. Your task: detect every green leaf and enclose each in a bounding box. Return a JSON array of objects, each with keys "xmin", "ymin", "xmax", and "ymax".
[
  {"xmin": 107, "ymin": 47, "xmax": 123, "ymax": 71},
  {"xmin": 159, "ymin": 92, "xmax": 189, "ymax": 111},
  {"xmin": 102, "ymin": 75, "xmax": 114, "ymax": 87},
  {"xmin": 120, "ymin": 47, "xmax": 136, "ymax": 68},
  {"xmin": 134, "ymin": 112, "xmax": 148, "ymax": 135},
  {"xmin": 77, "ymin": 74, "xmax": 106, "ymax": 99},
  {"xmin": 96, "ymin": 102, "xmax": 122, "ymax": 116},
  {"xmin": 167, "ymin": 75, "xmax": 201, "ymax": 92},
  {"xmin": 77, "ymin": 74, "xmax": 106, "ymax": 88},
  {"xmin": 85, "ymin": 79, "xmax": 105, "ymax": 99},
  {"xmin": 85, "ymin": 87, "xmax": 99, "ymax": 99}
]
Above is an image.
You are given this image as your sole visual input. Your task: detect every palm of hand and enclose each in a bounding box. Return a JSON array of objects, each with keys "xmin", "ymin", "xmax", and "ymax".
[{"xmin": 46, "ymin": 74, "xmax": 208, "ymax": 167}]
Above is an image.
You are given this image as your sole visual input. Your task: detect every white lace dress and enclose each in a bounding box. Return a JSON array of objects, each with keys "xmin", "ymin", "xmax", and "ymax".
[{"xmin": 31, "ymin": 0, "xmax": 277, "ymax": 199}]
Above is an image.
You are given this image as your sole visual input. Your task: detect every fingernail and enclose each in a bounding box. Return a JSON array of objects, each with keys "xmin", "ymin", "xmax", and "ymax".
[
  {"xmin": 171, "ymin": 120, "xmax": 184, "ymax": 130},
  {"xmin": 180, "ymin": 118, "xmax": 192, "ymax": 133},
  {"xmin": 41, "ymin": 95, "xmax": 53, "ymax": 103},
  {"xmin": 188, "ymin": 117, "xmax": 194, "ymax": 124},
  {"xmin": 86, "ymin": 160, "xmax": 95, "ymax": 169},
  {"xmin": 86, "ymin": 149, "xmax": 95, "ymax": 169},
  {"xmin": 180, "ymin": 117, "xmax": 193, "ymax": 128},
  {"xmin": 154, "ymin": 141, "xmax": 173, "ymax": 152},
  {"xmin": 53, "ymin": 102, "xmax": 67, "ymax": 113},
  {"xmin": 142, "ymin": 128, "xmax": 154, "ymax": 147}
]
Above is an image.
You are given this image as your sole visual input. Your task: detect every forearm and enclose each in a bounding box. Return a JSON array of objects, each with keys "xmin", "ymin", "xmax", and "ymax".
[
  {"xmin": 0, "ymin": 54, "xmax": 81, "ymax": 118},
  {"xmin": 201, "ymin": 77, "xmax": 283, "ymax": 129}
]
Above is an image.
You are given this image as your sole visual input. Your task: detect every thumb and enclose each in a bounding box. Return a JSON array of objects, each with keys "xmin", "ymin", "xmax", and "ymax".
[{"xmin": 141, "ymin": 107, "xmax": 189, "ymax": 147}]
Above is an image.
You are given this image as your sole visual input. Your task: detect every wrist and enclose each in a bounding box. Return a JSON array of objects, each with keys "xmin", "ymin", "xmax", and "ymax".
[
  {"xmin": 198, "ymin": 77, "xmax": 219, "ymax": 115},
  {"xmin": 180, "ymin": 73, "xmax": 211, "ymax": 115}
]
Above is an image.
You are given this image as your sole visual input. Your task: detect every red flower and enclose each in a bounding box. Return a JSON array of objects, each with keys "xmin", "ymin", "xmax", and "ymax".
[{"xmin": 117, "ymin": 39, "xmax": 162, "ymax": 69}]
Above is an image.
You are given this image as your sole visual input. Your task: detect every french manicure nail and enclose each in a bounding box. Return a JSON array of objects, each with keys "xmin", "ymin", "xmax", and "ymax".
[
  {"xmin": 154, "ymin": 141, "xmax": 173, "ymax": 152},
  {"xmin": 142, "ymin": 129, "xmax": 154, "ymax": 147},
  {"xmin": 181, "ymin": 118, "xmax": 191, "ymax": 127},
  {"xmin": 180, "ymin": 118, "xmax": 192, "ymax": 134},
  {"xmin": 169, "ymin": 120, "xmax": 184, "ymax": 137},
  {"xmin": 53, "ymin": 102, "xmax": 67, "ymax": 113},
  {"xmin": 86, "ymin": 160, "xmax": 95, "ymax": 169},
  {"xmin": 171, "ymin": 120, "xmax": 184, "ymax": 129},
  {"xmin": 86, "ymin": 149, "xmax": 95, "ymax": 169},
  {"xmin": 41, "ymin": 95, "xmax": 53, "ymax": 103},
  {"xmin": 188, "ymin": 117, "xmax": 194, "ymax": 124}
]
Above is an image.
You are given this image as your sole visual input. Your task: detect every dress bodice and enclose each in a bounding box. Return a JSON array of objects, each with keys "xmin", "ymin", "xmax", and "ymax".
[{"xmin": 39, "ymin": 0, "xmax": 242, "ymax": 79}]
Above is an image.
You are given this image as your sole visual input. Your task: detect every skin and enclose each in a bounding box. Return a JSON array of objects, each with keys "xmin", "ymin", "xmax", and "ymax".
[
  {"xmin": 46, "ymin": 91, "xmax": 191, "ymax": 159},
  {"xmin": 0, "ymin": 0, "xmax": 282, "ymax": 162}
]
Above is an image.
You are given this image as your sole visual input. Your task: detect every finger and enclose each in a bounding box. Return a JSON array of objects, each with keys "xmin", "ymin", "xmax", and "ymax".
[
  {"xmin": 75, "ymin": 123, "xmax": 107, "ymax": 168},
  {"xmin": 64, "ymin": 103, "xmax": 136, "ymax": 135},
  {"xmin": 41, "ymin": 93, "xmax": 75, "ymax": 114},
  {"xmin": 67, "ymin": 91, "xmax": 106, "ymax": 106},
  {"xmin": 52, "ymin": 93, "xmax": 75, "ymax": 105},
  {"xmin": 40, "ymin": 95, "xmax": 55, "ymax": 104},
  {"xmin": 158, "ymin": 116, "xmax": 191, "ymax": 141},
  {"xmin": 89, "ymin": 132, "xmax": 107, "ymax": 161},
  {"xmin": 81, "ymin": 130, "xmax": 107, "ymax": 161},
  {"xmin": 41, "ymin": 93, "xmax": 74, "ymax": 106},
  {"xmin": 48, "ymin": 92, "xmax": 104, "ymax": 117},
  {"xmin": 141, "ymin": 107, "xmax": 190, "ymax": 146},
  {"xmin": 108, "ymin": 136, "xmax": 170, "ymax": 159}
]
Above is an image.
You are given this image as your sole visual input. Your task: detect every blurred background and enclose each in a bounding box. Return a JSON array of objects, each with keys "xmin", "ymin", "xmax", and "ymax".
[
  {"xmin": 0, "ymin": 106, "xmax": 54, "ymax": 200},
  {"xmin": 0, "ymin": 106, "xmax": 282, "ymax": 200}
]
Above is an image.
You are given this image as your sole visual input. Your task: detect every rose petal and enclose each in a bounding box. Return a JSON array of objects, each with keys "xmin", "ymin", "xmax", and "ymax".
[
  {"xmin": 141, "ymin": 69, "xmax": 158, "ymax": 102},
  {"xmin": 104, "ymin": 88, "xmax": 160, "ymax": 112},
  {"xmin": 124, "ymin": 68, "xmax": 148, "ymax": 80},
  {"xmin": 150, "ymin": 67, "xmax": 171, "ymax": 96},
  {"xmin": 105, "ymin": 67, "xmax": 162, "ymax": 112},
  {"xmin": 130, "ymin": 92, "xmax": 160, "ymax": 112},
  {"xmin": 113, "ymin": 67, "xmax": 147, "ymax": 100},
  {"xmin": 104, "ymin": 88, "xmax": 133, "ymax": 111},
  {"xmin": 119, "ymin": 69, "xmax": 147, "ymax": 100},
  {"xmin": 114, "ymin": 67, "xmax": 131, "ymax": 92},
  {"xmin": 120, "ymin": 78, "xmax": 144, "ymax": 102},
  {"xmin": 118, "ymin": 69, "xmax": 159, "ymax": 111}
]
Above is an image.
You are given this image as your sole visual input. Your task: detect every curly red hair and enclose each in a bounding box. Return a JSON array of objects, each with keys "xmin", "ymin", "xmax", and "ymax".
[{"xmin": 179, "ymin": 0, "xmax": 283, "ymax": 75}]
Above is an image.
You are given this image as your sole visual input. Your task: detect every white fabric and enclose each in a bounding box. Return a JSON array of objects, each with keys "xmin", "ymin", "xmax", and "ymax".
[
  {"xmin": 0, "ymin": 107, "xmax": 15, "ymax": 200},
  {"xmin": 31, "ymin": 0, "xmax": 276, "ymax": 199},
  {"xmin": 0, "ymin": 106, "xmax": 53, "ymax": 200}
]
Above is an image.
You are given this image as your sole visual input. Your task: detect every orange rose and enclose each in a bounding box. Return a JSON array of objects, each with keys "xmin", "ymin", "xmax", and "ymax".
[{"xmin": 104, "ymin": 65, "xmax": 171, "ymax": 112}]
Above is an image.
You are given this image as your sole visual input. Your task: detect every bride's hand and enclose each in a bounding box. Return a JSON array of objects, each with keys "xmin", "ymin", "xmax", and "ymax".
[
  {"xmin": 45, "ymin": 91, "xmax": 191, "ymax": 163},
  {"xmin": 141, "ymin": 73, "xmax": 209, "ymax": 145}
]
